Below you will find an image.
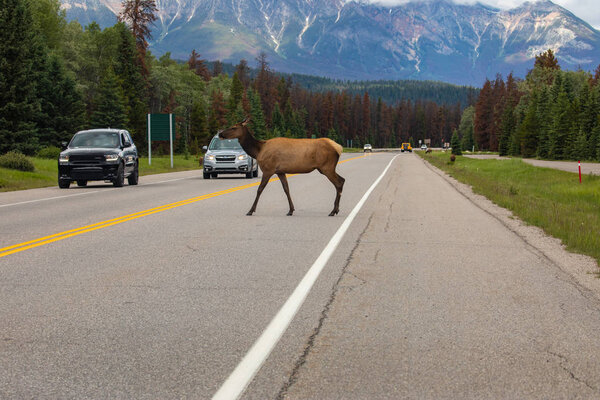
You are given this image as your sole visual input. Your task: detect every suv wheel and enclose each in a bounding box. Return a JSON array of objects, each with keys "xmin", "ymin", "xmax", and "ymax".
[
  {"xmin": 127, "ymin": 163, "xmax": 139, "ymax": 185},
  {"xmin": 203, "ymin": 172, "xmax": 211, "ymax": 179},
  {"xmin": 113, "ymin": 163, "xmax": 124, "ymax": 187},
  {"xmin": 58, "ymin": 179, "xmax": 70, "ymax": 189},
  {"xmin": 253, "ymin": 169, "xmax": 258, "ymax": 178},
  {"xmin": 211, "ymin": 173, "xmax": 218, "ymax": 179},
  {"xmin": 246, "ymin": 172, "xmax": 252, "ymax": 179},
  {"xmin": 77, "ymin": 180, "xmax": 87, "ymax": 187}
]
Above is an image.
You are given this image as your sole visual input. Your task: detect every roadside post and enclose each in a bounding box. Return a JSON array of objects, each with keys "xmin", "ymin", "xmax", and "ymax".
[
  {"xmin": 147, "ymin": 113, "xmax": 176, "ymax": 168},
  {"xmin": 579, "ymin": 160, "xmax": 582, "ymax": 183}
]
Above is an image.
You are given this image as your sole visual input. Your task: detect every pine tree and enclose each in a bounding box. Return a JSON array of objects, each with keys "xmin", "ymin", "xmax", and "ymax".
[
  {"xmin": 458, "ymin": 106, "xmax": 474, "ymax": 152},
  {"xmin": 208, "ymin": 89, "xmax": 227, "ymax": 135},
  {"xmin": 498, "ymin": 104, "xmax": 515, "ymax": 156},
  {"xmin": 118, "ymin": 0, "xmax": 157, "ymax": 80},
  {"xmin": 536, "ymin": 87, "xmax": 551, "ymax": 158},
  {"xmin": 90, "ymin": 67, "xmax": 129, "ymax": 129},
  {"xmin": 227, "ymin": 72, "xmax": 244, "ymax": 123},
  {"xmin": 451, "ymin": 129, "xmax": 462, "ymax": 155},
  {"xmin": 190, "ymin": 99, "xmax": 209, "ymax": 154},
  {"xmin": 247, "ymin": 88, "xmax": 267, "ymax": 139},
  {"xmin": 114, "ymin": 22, "xmax": 147, "ymax": 150},
  {"xmin": 271, "ymin": 102, "xmax": 285, "ymax": 137},
  {"xmin": 36, "ymin": 54, "xmax": 86, "ymax": 147},
  {"xmin": 518, "ymin": 93, "xmax": 539, "ymax": 158},
  {"xmin": 0, "ymin": 0, "xmax": 41, "ymax": 154},
  {"xmin": 474, "ymin": 79, "xmax": 494, "ymax": 150},
  {"xmin": 548, "ymin": 91, "xmax": 571, "ymax": 160}
]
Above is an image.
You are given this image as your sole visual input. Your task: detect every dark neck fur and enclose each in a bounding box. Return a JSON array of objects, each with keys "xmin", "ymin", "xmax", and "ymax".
[{"xmin": 239, "ymin": 127, "xmax": 264, "ymax": 159}]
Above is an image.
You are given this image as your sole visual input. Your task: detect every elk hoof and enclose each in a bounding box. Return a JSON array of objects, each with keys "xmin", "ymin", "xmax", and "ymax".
[
  {"xmin": 328, "ymin": 210, "xmax": 338, "ymax": 216},
  {"xmin": 246, "ymin": 211, "xmax": 254, "ymax": 216},
  {"xmin": 287, "ymin": 211, "xmax": 294, "ymax": 216}
]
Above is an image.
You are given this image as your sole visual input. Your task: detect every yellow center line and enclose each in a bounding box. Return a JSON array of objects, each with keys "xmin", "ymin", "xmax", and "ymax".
[{"xmin": 0, "ymin": 153, "xmax": 369, "ymax": 258}]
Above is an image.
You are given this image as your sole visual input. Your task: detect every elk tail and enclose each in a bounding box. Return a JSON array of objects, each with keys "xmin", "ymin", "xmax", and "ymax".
[{"xmin": 327, "ymin": 139, "xmax": 343, "ymax": 156}]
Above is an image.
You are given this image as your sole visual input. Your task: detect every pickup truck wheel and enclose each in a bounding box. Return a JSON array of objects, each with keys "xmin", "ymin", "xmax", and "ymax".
[
  {"xmin": 58, "ymin": 179, "xmax": 70, "ymax": 189},
  {"xmin": 113, "ymin": 163, "xmax": 124, "ymax": 187},
  {"xmin": 76, "ymin": 180, "xmax": 87, "ymax": 187},
  {"xmin": 127, "ymin": 163, "xmax": 139, "ymax": 185}
]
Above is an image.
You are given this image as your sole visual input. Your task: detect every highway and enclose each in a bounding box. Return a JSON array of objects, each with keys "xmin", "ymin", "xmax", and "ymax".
[{"xmin": 2, "ymin": 152, "xmax": 600, "ymax": 399}]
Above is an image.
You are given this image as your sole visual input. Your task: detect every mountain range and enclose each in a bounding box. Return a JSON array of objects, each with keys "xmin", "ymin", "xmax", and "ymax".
[{"xmin": 60, "ymin": 0, "xmax": 600, "ymax": 86}]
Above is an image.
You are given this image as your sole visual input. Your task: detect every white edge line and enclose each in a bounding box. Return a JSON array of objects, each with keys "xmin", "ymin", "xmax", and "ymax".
[
  {"xmin": 212, "ymin": 154, "xmax": 399, "ymax": 400},
  {"xmin": 0, "ymin": 177, "xmax": 190, "ymax": 209}
]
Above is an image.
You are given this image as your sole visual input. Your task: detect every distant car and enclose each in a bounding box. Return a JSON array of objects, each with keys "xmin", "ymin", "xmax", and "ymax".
[
  {"xmin": 58, "ymin": 129, "xmax": 138, "ymax": 189},
  {"xmin": 202, "ymin": 134, "xmax": 258, "ymax": 179},
  {"xmin": 401, "ymin": 142, "xmax": 412, "ymax": 152},
  {"xmin": 421, "ymin": 144, "xmax": 428, "ymax": 150},
  {"xmin": 363, "ymin": 144, "xmax": 372, "ymax": 152}
]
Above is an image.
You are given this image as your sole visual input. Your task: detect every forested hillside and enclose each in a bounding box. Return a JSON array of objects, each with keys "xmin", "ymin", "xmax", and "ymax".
[
  {"xmin": 2, "ymin": 0, "xmax": 472, "ymax": 158},
  {"xmin": 459, "ymin": 50, "xmax": 600, "ymax": 161}
]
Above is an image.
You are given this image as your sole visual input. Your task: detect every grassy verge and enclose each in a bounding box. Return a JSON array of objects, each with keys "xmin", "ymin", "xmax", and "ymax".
[
  {"xmin": 419, "ymin": 151, "xmax": 600, "ymax": 266},
  {"xmin": 0, "ymin": 155, "xmax": 201, "ymax": 192}
]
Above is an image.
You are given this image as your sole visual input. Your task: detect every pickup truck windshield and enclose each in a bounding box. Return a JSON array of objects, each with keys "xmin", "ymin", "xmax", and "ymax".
[
  {"xmin": 70, "ymin": 131, "xmax": 120, "ymax": 148},
  {"xmin": 209, "ymin": 137, "xmax": 242, "ymax": 150}
]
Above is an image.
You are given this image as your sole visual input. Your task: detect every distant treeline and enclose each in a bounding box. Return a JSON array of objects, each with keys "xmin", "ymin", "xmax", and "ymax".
[
  {"xmin": 1, "ymin": 0, "xmax": 474, "ymax": 157},
  {"xmin": 458, "ymin": 49, "xmax": 600, "ymax": 161}
]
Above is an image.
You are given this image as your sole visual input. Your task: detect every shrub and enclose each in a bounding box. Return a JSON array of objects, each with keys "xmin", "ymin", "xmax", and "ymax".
[
  {"xmin": 37, "ymin": 146, "xmax": 61, "ymax": 159},
  {"xmin": 0, "ymin": 151, "xmax": 35, "ymax": 172}
]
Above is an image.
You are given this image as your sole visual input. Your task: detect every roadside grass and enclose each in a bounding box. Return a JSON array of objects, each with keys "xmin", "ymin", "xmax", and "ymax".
[
  {"xmin": 419, "ymin": 151, "xmax": 600, "ymax": 267},
  {"xmin": 0, "ymin": 155, "xmax": 201, "ymax": 192}
]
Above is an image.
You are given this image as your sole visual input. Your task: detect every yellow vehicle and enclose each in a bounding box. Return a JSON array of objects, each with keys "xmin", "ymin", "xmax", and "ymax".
[{"xmin": 401, "ymin": 142, "xmax": 412, "ymax": 152}]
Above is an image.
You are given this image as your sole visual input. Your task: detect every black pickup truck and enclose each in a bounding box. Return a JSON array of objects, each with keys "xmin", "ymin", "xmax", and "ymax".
[{"xmin": 58, "ymin": 129, "xmax": 139, "ymax": 188}]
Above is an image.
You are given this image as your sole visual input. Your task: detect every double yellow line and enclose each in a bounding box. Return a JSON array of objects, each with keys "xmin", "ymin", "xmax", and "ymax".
[{"xmin": 0, "ymin": 154, "xmax": 368, "ymax": 259}]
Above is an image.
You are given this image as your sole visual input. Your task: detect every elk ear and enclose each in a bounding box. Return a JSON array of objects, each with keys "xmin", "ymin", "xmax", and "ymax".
[{"xmin": 241, "ymin": 117, "xmax": 251, "ymax": 126}]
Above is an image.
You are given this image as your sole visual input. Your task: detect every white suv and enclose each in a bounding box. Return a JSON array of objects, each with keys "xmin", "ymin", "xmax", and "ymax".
[{"xmin": 202, "ymin": 135, "xmax": 258, "ymax": 179}]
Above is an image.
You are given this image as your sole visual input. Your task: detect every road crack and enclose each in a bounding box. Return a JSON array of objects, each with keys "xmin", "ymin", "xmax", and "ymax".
[
  {"xmin": 276, "ymin": 212, "xmax": 376, "ymax": 399},
  {"xmin": 546, "ymin": 350, "xmax": 597, "ymax": 392}
]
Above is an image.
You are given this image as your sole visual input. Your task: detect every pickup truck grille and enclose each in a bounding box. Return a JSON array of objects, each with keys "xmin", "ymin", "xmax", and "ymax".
[{"xmin": 69, "ymin": 154, "xmax": 105, "ymax": 165}]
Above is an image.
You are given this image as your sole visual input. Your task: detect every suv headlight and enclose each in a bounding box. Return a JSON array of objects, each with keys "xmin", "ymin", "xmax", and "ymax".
[
  {"xmin": 105, "ymin": 154, "xmax": 119, "ymax": 162},
  {"xmin": 205, "ymin": 154, "xmax": 215, "ymax": 161},
  {"xmin": 238, "ymin": 154, "xmax": 248, "ymax": 160},
  {"xmin": 59, "ymin": 155, "xmax": 69, "ymax": 164}
]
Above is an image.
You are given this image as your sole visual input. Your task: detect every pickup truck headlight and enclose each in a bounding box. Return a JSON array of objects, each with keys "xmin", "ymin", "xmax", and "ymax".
[
  {"xmin": 59, "ymin": 155, "xmax": 69, "ymax": 164},
  {"xmin": 105, "ymin": 154, "xmax": 119, "ymax": 162},
  {"xmin": 238, "ymin": 154, "xmax": 248, "ymax": 160}
]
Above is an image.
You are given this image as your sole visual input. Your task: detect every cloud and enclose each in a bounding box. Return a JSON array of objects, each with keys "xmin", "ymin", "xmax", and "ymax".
[{"xmin": 366, "ymin": 0, "xmax": 600, "ymax": 30}]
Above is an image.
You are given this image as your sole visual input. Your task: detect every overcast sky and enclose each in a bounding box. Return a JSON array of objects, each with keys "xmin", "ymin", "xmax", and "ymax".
[{"xmin": 369, "ymin": 0, "xmax": 600, "ymax": 30}]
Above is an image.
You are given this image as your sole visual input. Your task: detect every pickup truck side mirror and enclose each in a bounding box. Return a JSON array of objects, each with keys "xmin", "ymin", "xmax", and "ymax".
[
  {"xmin": 123, "ymin": 140, "xmax": 131, "ymax": 148},
  {"xmin": 61, "ymin": 141, "xmax": 68, "ymax": 150}
]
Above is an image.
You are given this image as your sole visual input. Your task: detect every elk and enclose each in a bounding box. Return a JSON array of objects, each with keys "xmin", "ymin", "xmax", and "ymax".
[{"xmin": 218, "ymin": 118, "xmax": 345, "ymax": 216}]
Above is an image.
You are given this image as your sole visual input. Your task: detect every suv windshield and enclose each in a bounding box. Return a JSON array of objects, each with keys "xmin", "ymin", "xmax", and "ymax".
[
  {"xmin": 209, "ymin": 137, "xmax": 242, "ymax": 150},
  {"xmin": 70, "ymin": 131, "xmax": 120, "ymax": 148}
]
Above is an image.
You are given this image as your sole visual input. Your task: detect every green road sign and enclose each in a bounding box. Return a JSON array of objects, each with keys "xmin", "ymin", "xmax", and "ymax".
[{"xmin": 149, "ymin": 114, "xmax": 176, "ymax": 141}]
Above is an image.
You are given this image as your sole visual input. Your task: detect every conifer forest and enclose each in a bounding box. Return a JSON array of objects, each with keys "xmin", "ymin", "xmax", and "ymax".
[{"xmin": 2, "ymin": 0, "xmax": 599, "ymax": 163}]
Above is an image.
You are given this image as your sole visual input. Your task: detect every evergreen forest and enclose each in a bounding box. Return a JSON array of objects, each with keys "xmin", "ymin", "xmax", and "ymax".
[
  {"xmin": 461, "ymin": 49, "xmax": 600, "ymax": 161},
  {"xmin": 1, "ymin": 0, "xmax": 474, "ymax": 158}
]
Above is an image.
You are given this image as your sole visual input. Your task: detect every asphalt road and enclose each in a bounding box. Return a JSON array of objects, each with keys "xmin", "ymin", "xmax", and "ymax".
[{"xmin": 2, "ymin": 152, "xmax": 600, "ymax": 399}]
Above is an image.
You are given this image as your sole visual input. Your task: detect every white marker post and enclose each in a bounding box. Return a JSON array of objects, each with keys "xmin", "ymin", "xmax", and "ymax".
[
  {"xmin": 147, "ymin": 114, "xmax": 151, "ymax": 165},
  {"xmin": 169, "ymin": 113, "xmax": 174, "ymax": 168}
]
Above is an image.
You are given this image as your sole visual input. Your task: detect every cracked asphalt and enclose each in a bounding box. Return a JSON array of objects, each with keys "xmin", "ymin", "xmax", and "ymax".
[
  {"xmin": 278, "ymin": 154, "xmax": 600, "ymax": 399},
  {"xmin": 2, "ymin": 152, "xmax": 600, "ymax": 399}
]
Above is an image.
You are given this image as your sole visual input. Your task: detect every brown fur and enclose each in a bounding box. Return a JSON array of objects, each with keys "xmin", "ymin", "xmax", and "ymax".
[{"xmin": 219, "ymin": 118, "xmax": 345, "ymax": 216}]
